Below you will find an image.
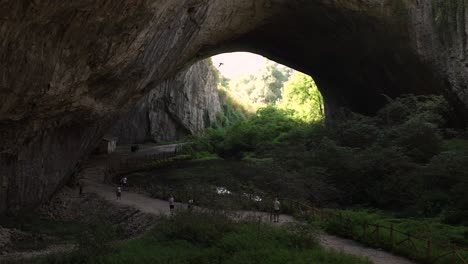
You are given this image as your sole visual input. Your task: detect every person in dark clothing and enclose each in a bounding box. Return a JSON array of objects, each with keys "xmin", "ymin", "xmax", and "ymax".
[
  {"xmin": 77, "ymin": 180, "xmax": 83, "ymax": 196},
  {"xmin": 116, "ymin": 186, "xmax": 122, "ymax": 200},
  {"xmin": 169, "ymin": 196, "xmax": 175, "ymax": 215}
]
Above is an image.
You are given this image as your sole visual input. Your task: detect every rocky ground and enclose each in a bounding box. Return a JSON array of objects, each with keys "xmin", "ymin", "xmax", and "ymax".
[{"xmin": 0, "ymin": 186, "xmax": 157, "ymax": 261}]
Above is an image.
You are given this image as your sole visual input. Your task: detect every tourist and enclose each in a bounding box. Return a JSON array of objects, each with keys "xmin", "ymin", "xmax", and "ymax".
[
  {"xmin": 169, "ymin": 195, "xmax": 175, "ymax": 214},
  {"xmin": 273, "ymin": 198, "xmax": 281, "ymax": 223},
  {"xmin": 121, "ymin": 176, "xmax": 128, "ymax": 190},
  {"xmin": 77, "ymin": 180, "xmax": 83, "ymax": 196},
  {"xmin": 116, "ymin": 186, "xmax": 122, "ymax": 200},
  {"xmin": 187, "ymin": 198, "xmax": 194, "ymax": 211}
]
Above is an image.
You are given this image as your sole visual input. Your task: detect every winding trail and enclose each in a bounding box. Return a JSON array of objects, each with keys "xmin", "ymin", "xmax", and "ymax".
[
  {"xmin": 1, "ymin": 145, "xmax": 417, "ymax": 264},
  {"xmin": 81, "ymin": 152, "xmax": 418, "ymax": 264}
]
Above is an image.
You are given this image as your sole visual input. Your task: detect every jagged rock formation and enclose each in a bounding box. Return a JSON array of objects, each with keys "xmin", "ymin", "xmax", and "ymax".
[
  {"xmin": 1, "ymin": 0, "xmax": 468, "ymax": 213},
  {"xmin": 111, "ymin": 60, "xmax": 221, "ymax": 144}
]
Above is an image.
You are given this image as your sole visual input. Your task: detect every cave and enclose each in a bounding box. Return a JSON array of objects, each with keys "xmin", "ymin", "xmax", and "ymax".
[{"xmin": 1, "ymin": 0, "xmax": 468, "ymax": 213}]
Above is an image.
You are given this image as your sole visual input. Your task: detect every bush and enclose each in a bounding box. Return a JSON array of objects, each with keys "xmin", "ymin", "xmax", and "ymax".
[
  {"xmin": 21, "ymin": 211, "xmax": 371, "ymax": 264},
  {"xmin": 154, "ymin": 211, "xmax": 233, "ymax": 246},
  {"xmin": 181, "ymin": 94, "xmax": 468, "ymax": 224},
  {"xmin": 76, "ymin": 220, "xmax": 118, "ymax": 257}
]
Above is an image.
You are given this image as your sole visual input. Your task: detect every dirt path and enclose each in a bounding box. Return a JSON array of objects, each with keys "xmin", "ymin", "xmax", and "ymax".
[
  {"xmin": 320, "ymin": 235, "xmax": 417, "ymax": 264},
  {"xmin": 82, "ymin": 173, "xmax": 418, "ymax": 264},
  {"xmin": 0, "ymin": 244, "xmax": 75, "ymax": 262}
]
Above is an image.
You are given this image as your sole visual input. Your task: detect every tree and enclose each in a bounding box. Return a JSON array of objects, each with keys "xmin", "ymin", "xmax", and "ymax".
[
  {"xmin": 230, "ymin": 62, "xmax": 292, "ymax": 105},
  {"xmin": 277, "ymin": 72, "xmax": 324, "ymax": 122}
]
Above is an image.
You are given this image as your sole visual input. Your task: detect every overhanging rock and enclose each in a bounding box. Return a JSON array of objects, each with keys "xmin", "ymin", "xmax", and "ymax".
[{"xmin": 1, "ymin": 0, "xmax": 467, "ymax": 213}]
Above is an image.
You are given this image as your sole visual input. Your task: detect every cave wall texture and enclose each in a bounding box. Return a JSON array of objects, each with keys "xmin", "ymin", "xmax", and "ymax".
[
  {"xmin": 1, "ymin": 0, "xmax": 468, "ymax": 213},
  {"xmin": 111, "ymin": 59, "xmax": 221, "ymax": 144}
]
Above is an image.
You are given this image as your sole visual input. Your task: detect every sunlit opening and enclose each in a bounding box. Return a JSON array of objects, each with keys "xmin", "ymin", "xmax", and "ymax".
[{"xmin": 211, "ymin": 52, "xmax": 324, "ymax": 123}]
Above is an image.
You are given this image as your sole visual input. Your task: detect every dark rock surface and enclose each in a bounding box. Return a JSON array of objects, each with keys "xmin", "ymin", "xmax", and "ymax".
[
  {"xmin": 111, "ymin": 59, "xmax": 221, "ymax": 144},
  {"xmin": 1, "ymin": 0, "xmax": 468, "ymax": 213}
]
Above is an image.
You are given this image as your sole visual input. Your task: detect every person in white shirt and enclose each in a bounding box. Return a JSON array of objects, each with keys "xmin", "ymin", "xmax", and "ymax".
[
  {"xmin": 169, "ymin": 196, "xmax": 175, "ymax": 215},
  {"xmin": 273, "ymin": 198, "xmax": 281, "ymax": 223},
  {"xmin": 116, "ymin": 186, "xmax": 122, "ymax": 200},
  {"xmin": 121, "ymin": 176, "xmax": 128, "ymax": 190},
  {"xmin": 187, "ymin": 199, "xmax": 194, "ymax": 211}
]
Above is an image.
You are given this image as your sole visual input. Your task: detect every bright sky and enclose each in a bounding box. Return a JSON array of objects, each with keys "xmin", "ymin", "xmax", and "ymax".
[{"xmin": 211, "ymin": 52, "xmax": 268, "ymax": 79}]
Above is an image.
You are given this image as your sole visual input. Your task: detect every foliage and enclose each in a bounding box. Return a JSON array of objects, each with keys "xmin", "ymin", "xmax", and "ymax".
[
  {"xmin": 19, "ymin": 212, "xmax": 372, "ymax": 264},
  {"xmin": 417, "ymin": 150, "xmax": 468, "ymax": 224},
  {"xmin": 187, "ymin": 94, "xmax": 468, "ymax": 226},
  {"xmin": 229, "ymin": 61, "xmax": 293, "ymax": 105},
  {"xmin": 312, "ymin": 209, "xmax": 468, "ymax": 264},
  {"xmin": 277, "ymin": 71, "xmax": 324, "ymax": 122},
  {"xmin": 121, "ymin": 159, "xmax": 297, "ymax": 212},
  {"xmin": 214, "ymin": 86, "xmax": 251, "ymax": 128},
  {"xmin": 186, "ymin": 106, "xmax": 302, "ymax": 159},
  {"xmin": 76, "ymin": 221, "xmax": 117, "ymax": 257}
]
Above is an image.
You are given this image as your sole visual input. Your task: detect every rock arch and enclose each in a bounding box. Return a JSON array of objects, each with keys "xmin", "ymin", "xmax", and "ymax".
[{"xmin": 1, "ymin": 0, "xmax": 467, "ymax": 213}]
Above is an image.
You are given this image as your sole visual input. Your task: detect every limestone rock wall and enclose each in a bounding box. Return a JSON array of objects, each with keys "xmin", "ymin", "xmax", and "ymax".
[
  {"xmin": 1, "ymin": 0, "xmax": 468, "ymax": 213},
  {"xmin": 111, "ymin": 59, "xmax": 221, "ymax": 144}
]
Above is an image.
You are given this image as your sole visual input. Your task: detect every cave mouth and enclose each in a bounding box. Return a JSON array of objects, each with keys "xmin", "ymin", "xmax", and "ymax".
[
  {"xmin": 2, "ymin": 0, "xmax": 468, "ymax": 215},
  {"xmin": 209, "ymin": 52, "xmax": 325, "ymax": 123},
  {"xmin": 108, "ymin": 51, "xmax": 325, "ymax": 149}
]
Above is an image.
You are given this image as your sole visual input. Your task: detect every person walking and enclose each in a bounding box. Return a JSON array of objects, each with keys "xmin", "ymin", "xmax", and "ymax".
[
  {"xmin": 121, "ymin": 176, "xmax": 128, "ymax": 190},
  {"xmin": 273, "ymin": 198, "xmax": 281, "ymax": 223},
  {"xmin": 116, "ymin": 186, "xmax": 122, "ymax": 200},
  {"xmin": 77, "ymin": 180, "xmax": 83, "ymax": 196},
  {"xmin": 187, "ymin": 198, "xmax": 194, "ymax": 211},
  {"xmin": 169, "ymin": 195, "xmax": 175, "ymax": 215}
]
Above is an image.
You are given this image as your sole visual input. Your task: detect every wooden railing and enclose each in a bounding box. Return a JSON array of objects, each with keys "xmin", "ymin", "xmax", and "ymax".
[{"xmin": 280, "ymin": 199, "xmax": 468, "ymax": 264}]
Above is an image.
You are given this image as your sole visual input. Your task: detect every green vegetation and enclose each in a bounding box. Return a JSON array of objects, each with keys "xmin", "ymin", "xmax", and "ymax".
[
  {"xmin": 312, "ymin": 209, "xmax": 468, "ymax": 264},
  {"xmin": 185, "ymin": 93, "xmax": 468, "ymax": 228},
  {"xmin": 16, "ymin": 212, "xmax": 372, "ymax": 264},
  {"xmin": 121, "ymin": 159, "xmax": 311, "ymax": 214},
  {"xmin": 214, "ymin": 86, "xmax": 252, "ymax": 127},
  {"xmin": 186, "ymin": 63, "xmax": 468, "ymax": 261},
  {"xmin": 228, "ymin": 61, "xmax": 293, "ymax": 105},
  {"xmin": 321, "ymin": 209, "xmax": 468, "ymax": 247},
  {"xmin": 187, "ymin": 106, "xmax": 303, "ymax": 158},
  {"xmin": 277, "ymin": 71, "xmax": 324, "ymax": 122}
]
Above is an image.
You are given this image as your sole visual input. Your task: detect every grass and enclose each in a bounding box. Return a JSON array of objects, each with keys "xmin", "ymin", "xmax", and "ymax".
[
  {"xmin": 120, "ymin": 159, "xmax": 268, "ymax": 207},
  {"xmin": 118, "ymin": 159, "xmax": 302, "ymax": 215},
  {"xmin": 312, "ymin": 209, "xmax": 468, "ymax": 264},
  {"xmin": 14, "ymin": 211, "xmax": 373, "ymax": 264},
  {"xmin": 442, "ymin": 138, "xmax": 468, "ymax": 153}
]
